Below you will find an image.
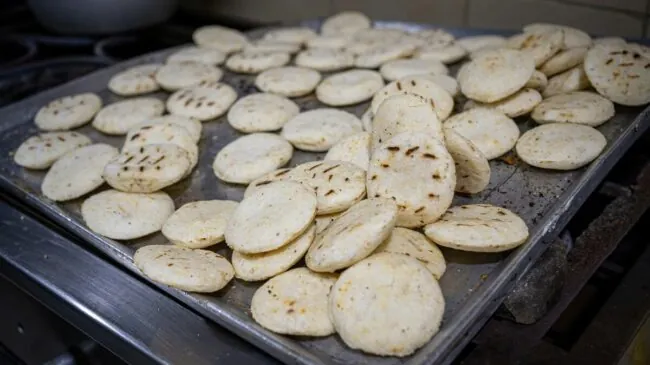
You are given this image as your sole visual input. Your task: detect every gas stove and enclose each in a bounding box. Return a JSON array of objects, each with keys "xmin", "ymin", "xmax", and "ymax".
[{"xmin": 0, "ymin": 2, "xmax": 264, "ymax": 108}]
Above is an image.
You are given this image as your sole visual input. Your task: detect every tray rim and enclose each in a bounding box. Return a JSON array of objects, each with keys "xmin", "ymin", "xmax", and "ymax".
[{"xmin": 0, "ymin": 23, "xmax": 649, "ymax": 365}]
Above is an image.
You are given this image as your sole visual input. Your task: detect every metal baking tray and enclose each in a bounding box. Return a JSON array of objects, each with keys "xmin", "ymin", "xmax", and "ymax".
[{"xmin": 0, "ymin": 21, "xmax": 649, "ymax": 365}]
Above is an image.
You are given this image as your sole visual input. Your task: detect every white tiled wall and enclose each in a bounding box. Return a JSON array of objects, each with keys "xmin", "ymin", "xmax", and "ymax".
[
  {"xmin": 181, "ymin": 0, "xmax": 331, "ymax": 23},
  {"xmin": 330, "ymin": 0, "xmax": 467, "ymax": 27},
  {"xmin": 571, "ymin": 0, "xmax": 646, "ymax": 13},
  {"xmin": 466, "ymin": 0, "xmax": 645, "ymax": 37},
  {"xmin": 182, "ymin": 0, "xmax": 650, "ymax": 38}
]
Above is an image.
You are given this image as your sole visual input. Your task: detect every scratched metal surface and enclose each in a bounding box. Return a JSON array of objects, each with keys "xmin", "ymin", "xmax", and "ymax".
[{"xmin": 0, "ymin": 21, "xmax": 649, "ymax": 365}]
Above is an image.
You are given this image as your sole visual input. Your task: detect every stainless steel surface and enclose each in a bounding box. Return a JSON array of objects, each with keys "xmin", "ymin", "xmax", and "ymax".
[
  {"xmin": 0, "ymin": 197, "xmax": 276, "ymax": 365},
  {"xmin": 26, "ymin": 0, "xmax": 178, "ymax": 35},
  {"xmin": 464, "ymin": 160, "xmax": 650, "ymax": 364},
  {"xmin": 0, "ymin": 22, "xmax": 648, "ymax": 365},
  {"xmin": 0, "ymin": 273, "xmax": 86, "ymax": 364}
]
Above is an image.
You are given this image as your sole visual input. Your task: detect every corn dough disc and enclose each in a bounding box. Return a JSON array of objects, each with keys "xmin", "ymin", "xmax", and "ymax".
[
  {"xmin": 167, "ymin": 81, "xmax": 237, "ymax": 121},
  {"xmin": 225, "ymin": 181, "xmax": 317, "ymax": 253},
  {"xmin": 225, "ymin": 51, "xmax": 290, "ymax": 74},
  {"xmin": 523, "ymin": 23, "xmax": 592, "ymax": 49},
  {"xmin": 162, "ymin": 200, "xmax": 239, "ymax": 249},
  {"xmin": 41, "ymin": 144, "xmax": 118, "ymax": 202},
  {"xmin": 468, "ymin": 47, "xmax": 507, "ymax": 61},
  {"xmin": 361, "ymin": 107, "xmax": 373, "ymax": 132},
  {"xmin": 81, "ymin": 190, "xmax": 174, "ymax": 240},
  {"xmin": 379, "ymin": 58, "xmax": 448, "ymax": 81},
  {"xmin": 532, "ymin": 91, "xmax": 615, "ymax": 127},
  {"xmin": 294, "ymin": 49, "xmax": 355, "ymax": 72},
  {"xmin": 14, "ymin": 132, "xmax": 91, "ymax": 169},
  {"xmin": 232, "ymin": 224, "xmax": 315, "ymax": 282},
  {"xmin": 330, "ymin": 252, "xmax": 445, "ymax": 357},
  {"xmin": 443, "ymin": 129, "xmax": 490, "ymax": 194},
  {"xmin": 35, "ymin": 93, "xmax": 102, "ymax": 131},
  {"xmin": 192, "ymin": 25, "xmax": 248, "ymax": 53},
  {"xmin": 400, "ymin": 37, "xmax": 435, "ymax": 51},
  {"xmin": 154, "ymin": 61, "xmax": 223, "ymax": 91},
  {"xmin": 321, "ymin": 11, "xmax": 371, "ymax": 36},
  {"xmin": 415, "ymin": 28, "xmax": 455, "ymax": 48},
  {"xmin": 356, "ymin": 37, "xmax": 412, "ymax": 57},
  {"xmin": 464, "ymin": 88, "xmax": 542, "ymax": 118},
  {"xmin": 396, "ymin": 34, "xmax": 429, "ymax": 49},
  {"xmin": 243, "ymin": 168, "xmax": 292, "ymax": 198},
  {"xmin": 213, "ymin": 133, "xmax": 293, "ymax": 184},
  {"xmin": 539, "ymin": 47, "xmax": 588, "ymax": 77},
  {"xmin": 628, "ymin": 43, "xmax": 650, "ymax": 58},
  {"xmin": 134, "ymin": 245, "xmax": 234, "ymax": 293},
  {"xmin": 409, "ymin": 76, "xmax": 455, "ymax": 99},
  {"xmin": 371, "ymin": 76, "xmax": 454, "ymax": 121},
  {"xmin": 103, "ymin": 144, "xmax": 191, "ymax": 193},
  {"xmin": 166, "ymin": 46, "xmax": 226, "ymax": 65},
  {"xmin": 524, "ymin": 71, "xmax": 548, "ymax": 91},
  {"xmin": 108, "ymin": 64, "xmax": 161, "ymax": 96},
  {"xmin": 367, "ymin": 132, "xmax": 456, "ymax": 228},
  {"xmin": 458, "ymin": 48, "xmax": 534, "ymax": 103},
  {"xmin": 583, "ymin": 44, "xmax": 650, "ymax": 106},
  {"xmin": 443, "ymin": 108, "xmax": 520, "ymax": 160},
  {"xmin": 390, "ymin": 34, "xmax": 431, "ymax": 49},
  {"xmin": 351, "ymin": 28, "xmax": 405, "ymax": 45},
  {"xmin": 227, "ymin": 93, "xmax": 299, "ymax": 133},
  {"xmin": 316, "ymin": 69, "xmax": 384, "ymax": 106},
  {"xmin": 375, "ymin": 227, "xmax": 446, "ymax": 279},
  {"xmin": 355, "ymin": 43, "xmax": 417, "ymax": 69},
  {"xmin": 314, "ymin": 211, "xmax": 344, "ymax": 234},
  {"xmin": 371, "ymin": 93, "xmax": 443, "ymax": 150},
  {"xmin": 92, "ymin": 97, "xmax": 164, "ymax": 135},
  {"xmin": 306, "ymin": 198, "xmax": 397, "ymax": 272},
  {"xmin": 243, "ymin": 39, "xmax": 301, "ymax": 54},
  {"xmin": 262, "ymin": 27, "xmax": 317, "ymax": 45},
  {"xmin": 347, "ymin": 39, "xmax": 388, "ymax": 56},
  {"xmin": 305, "ymin": 35, "xmax": 350, "ymax": 50},
  {"xmin": 251, "ymin": 268, "xmax": 338, "ymax": 336},
  {"xmin": 424, "ymin": 204, "xmax": 529, "ymax": 252},
  {"xmin": 255, "ymin": 67, "xmax": 321, "ymax": 98},
  {"xmin": 507, "ymin": 30, "xmax": 564, "ymax": 67},
  {"xmin": 287, "ymin": 160, "xmax": 367, "ymax": 215},
  {"xmin": 123, "ymin": 123, "xmax": 198, "ymax": 171},
  {"xmin": 399, "ymin": 33, "xmax": 432, "ymax": 49},
  {"xmin": 347, "ymin": 32, "xmax": 407, "ymax": 54},
  {"xmin": 324, "ymin": 132, "xmax": 371, "ymax": 171},
  {"xmin": 413, "ymin": 44, "xmax": 467, "ymax": 64},
  {"xmin": 593, "ymin": 37, "xmax": 626, "ymax": 48},
  {"xmin": 281, "ymin": 108, "xmax": 362, "ymax": 152},
  {"xmin": 132, "ymin": 115, "xmax": 202, "ymax": 143},
  {"xmin": 516, "ymin": 123, "xmax": 607, "ymax": 170},
  {"xmin": 457, "ymin": 35, "xmax": 507, "ymax": 53},
  {"xmin": 542, "ymin": 66, "xmax": 590, "ymax": 98}
]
